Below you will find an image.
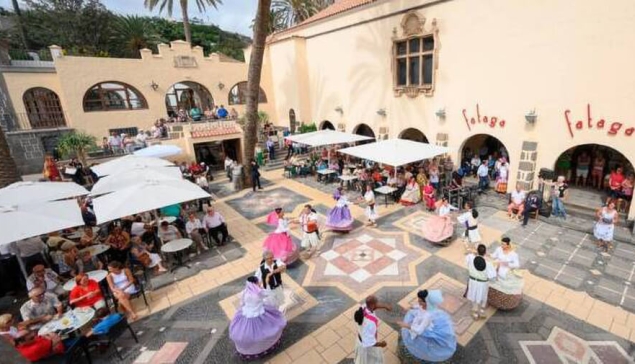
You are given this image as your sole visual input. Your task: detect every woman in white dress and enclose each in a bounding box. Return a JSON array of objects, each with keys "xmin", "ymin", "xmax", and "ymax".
[
  {"xmin": 594, "ymin": 201, "xmax": 618, "ymax": 252},
  {"xmin": 354, "ymin": 295, "xmax": 390, "ymax": 364},
  {"xmin": 465, "ymin": 244, "xmax": 497, "ymax": 319},
  {"xmin": 364, "ymin": 184, "xmax": 378, "ymax": 226},
  {"xmin": 399, "ymin": 176, "xmax": 421, "ymax": 206},
  {"xmin": 490, "ymin": 237, "xmax": 520, "ymax": 279}
]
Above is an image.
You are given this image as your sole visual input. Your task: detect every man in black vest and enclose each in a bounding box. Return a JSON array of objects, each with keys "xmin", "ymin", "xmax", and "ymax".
[{"xmin": 255, "ymin": 250, "xmax": 287, "ymax": 309}]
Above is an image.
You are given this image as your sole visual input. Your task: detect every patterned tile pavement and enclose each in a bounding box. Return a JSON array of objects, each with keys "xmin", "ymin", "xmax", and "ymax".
[{"xmin": 86, "ymin": 170, "xmax": 635, "ymax": 364}]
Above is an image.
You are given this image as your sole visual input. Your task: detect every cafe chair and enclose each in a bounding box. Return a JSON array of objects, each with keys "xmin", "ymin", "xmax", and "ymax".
[
  {"xmin": 36, "ymin": 337, "xmax": 92, "ymax": 364},
  {"xmin": 131, "ymin": 271, "xmax": 150, "ymax": 309},
  {"xmin": 88, "ymin": 316, "xmax": 138, "ymax": 361}
]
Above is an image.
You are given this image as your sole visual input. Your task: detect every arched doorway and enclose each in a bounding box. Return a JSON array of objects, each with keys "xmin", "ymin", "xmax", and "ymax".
[
  {"xmin": 165, "ymin": 81, "xmax": 214, "ymax": 117},
  {"xmin": 289, "ymin": 109, "xmax": 296, "ymax": 133},
  {"xmin": 353, "ymin": 123, "xmax": 375, "ymax": 145},
  {"xmin": 398, "ymin": 128, "xmax": 429, "ymax": 143},
  {"xmin": 320, "ymin": 120, "xmax": 335, "ymax": 130},
  {"xmin": 460, "ymin": 134, "xmax": 510, "ymax": 192},
  {"xmin": 23, "ymin": 87, "xmax": 66, "ymax": 129}
]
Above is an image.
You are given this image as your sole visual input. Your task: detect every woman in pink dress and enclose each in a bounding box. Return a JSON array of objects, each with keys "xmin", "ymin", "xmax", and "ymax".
[
  {"xmin": 263, "ymin": 208, "xmax": 299, "ymax": 264},
  {"xmin": 423, "ymin": 182, "xmax": 436, "ymax": 212}
]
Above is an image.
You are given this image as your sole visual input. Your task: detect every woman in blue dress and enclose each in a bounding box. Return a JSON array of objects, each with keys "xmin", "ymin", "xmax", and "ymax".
[{"xmin": 397, "ymin": 290, "xmax": 457, "ymax": 362}]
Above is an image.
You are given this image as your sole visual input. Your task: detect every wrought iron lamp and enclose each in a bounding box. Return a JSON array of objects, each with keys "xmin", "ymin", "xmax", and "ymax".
[
  {"xmin": 435, "ymin": 108, "xmax": 446, "ymax": 118},
  {"xmin": 150, "ymin": 81, "xmax": 159, "ymax": 91},
  {"xmin": 377, "ymin": 108, "xmax": 387, "ymax": 117},
  {"xmin": 525, "ymin": 109, "xmax": 537, "ymax": 123}
]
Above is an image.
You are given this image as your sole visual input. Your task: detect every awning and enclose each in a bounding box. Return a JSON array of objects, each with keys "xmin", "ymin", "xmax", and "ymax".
[
  {"xmin": 285, "ymin": 130, "xmax": 374, "ymax": 147},
  {"xmin": 338, "ymin": 139, "xmax": 450, "ymax": 167}
]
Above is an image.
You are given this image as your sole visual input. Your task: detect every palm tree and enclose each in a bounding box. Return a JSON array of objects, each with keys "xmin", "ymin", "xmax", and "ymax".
[
  {"xmin": 271, "ymin": 0, "xmax": 333, "ymax": 28},
  {"xmin": 243, "ymin": 0, "xmax": 271, "ymax": 177},
  {"xmin": 55, "ymin": 131, "xmax": 96, "ymax": 166},
  {"xmin": 110, "ymin": 15, "xmax": 163, "ymax": 58},
  {"xmin": 0, "ymin": 127, "xmax": 21, "ymax": 188},
  {"xmin": 144, "ymin": 0, "xmax": 223, "ymax": 45}
]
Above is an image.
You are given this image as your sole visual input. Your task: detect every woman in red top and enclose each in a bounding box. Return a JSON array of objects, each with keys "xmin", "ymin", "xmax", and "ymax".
[
  {"xmin": 42, "ymin": 155, "xmax": 61, "ymax": 181},
  {"xmin": 69, "ymin": 273, "xmax": 107, "ymax": 315},
  {"xmin": 607, "ymin": 167, "xmax": 625, "ymax": 205}
]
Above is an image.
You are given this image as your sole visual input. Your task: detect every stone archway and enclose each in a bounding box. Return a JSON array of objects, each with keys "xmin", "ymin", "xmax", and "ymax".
[
  {"xmin": 398, "ymin": 128, "xmax": 429, "ymax": 143},
  {"xmin": 459, "ymin": 134, "xmax": 510, "ymax": 165},
  {"xmin": 165, "ymin": 81, "xmax": 214, "ymax": 117},
  {"xmin": 353, "ymin": 123, "xmax": 376, "ymax": 145},
  {"xmin": 320, "ymin": 120, "xmax": 335, "ymax": 130}
]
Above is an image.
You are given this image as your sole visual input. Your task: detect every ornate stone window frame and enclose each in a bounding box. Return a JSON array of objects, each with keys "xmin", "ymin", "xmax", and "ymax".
[{"xmin": 392, "ymin": 11, "xmax": 439, "ymax": 98}]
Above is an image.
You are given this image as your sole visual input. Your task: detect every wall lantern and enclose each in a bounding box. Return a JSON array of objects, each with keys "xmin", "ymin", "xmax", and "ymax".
[
  {"xmin": 525, "ymin": 109, "xmax": 537, "ymax": 123},
  {"xmin": 377, "ymin": 108, "xmax": 387, "ymax": 117},
  {"xmin": 218, "ymin": 82, "xmax": 225, "ymax": 90},
  {"xmin": 335, "ymin": 106, "xmax": 343, "ymax": 114},
  {"xmin": 150, "ymin": 81, "xmax": 159, "ymax": 91},
  {"xmin": 435, "ymin": 108, "xmax": 446, "ymax": 118}
]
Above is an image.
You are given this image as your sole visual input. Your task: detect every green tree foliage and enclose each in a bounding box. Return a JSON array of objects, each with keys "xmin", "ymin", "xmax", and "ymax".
[
  {"xmin": 6, "ymin": 0, "xmax": 248, "ymax": 61},
  {"xmin": 271, "ymin": 0, "xmax": 333, "ymax": 29},
  {"xmin": 56, "ymin": 131, "xmax": 97, "ymax": 165},
  {"xmin": 144, "ymin": 0, "xmax": 222, "ymax": 45}
]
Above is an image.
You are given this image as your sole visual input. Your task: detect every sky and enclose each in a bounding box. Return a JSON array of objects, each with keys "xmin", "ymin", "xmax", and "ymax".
[{"xmin": 0, "ymin": 0, "xmax": 257, "ymax": 36}]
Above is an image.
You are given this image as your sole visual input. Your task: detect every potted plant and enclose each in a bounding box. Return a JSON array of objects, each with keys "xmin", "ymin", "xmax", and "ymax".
[{"xmin": 56, "ymin": 131, "xmax": 97, "ymax": 165}]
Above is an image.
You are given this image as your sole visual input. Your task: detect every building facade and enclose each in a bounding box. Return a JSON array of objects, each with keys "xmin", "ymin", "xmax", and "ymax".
[
  {"xmin": 0, "ymin": 41, "xmax": 276, "ymax": 173},
  {"xmin": 262, "ymin": 0, "xmax": 635, "ymax": 219}
]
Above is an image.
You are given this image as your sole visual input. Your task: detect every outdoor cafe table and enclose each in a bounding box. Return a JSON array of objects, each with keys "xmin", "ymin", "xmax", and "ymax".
[
  {"xmin": 79, "ymin": 244, "xmax": 110, "ymax": 258},
  {"xmin": 38, "ymin": 307, "xmax": 95, "ymax": 337},
  {"xmin": 64, "ymin": 226, "xmax": 100, "ymax": 240},
  {"xmin": 338, "ymin": 175, "xmax": 358, "ymax": 190},
  {"xmin": 62, "ymin": 269, "xmax": 108, "ymax": 291},
  {"xmin": 375, "ymin": 186, "xmax": 398, "ymax": 207},
  {"xmin": 161, "ymin": 238, "xmax": 193, "ymax": 272},
  {"xmin": 317, "ymin": 169, "xmax": 337, "ymax": 184},
  {"xmin": 158, "ymin": 216, "xmax": 177, "ymax": 224}
]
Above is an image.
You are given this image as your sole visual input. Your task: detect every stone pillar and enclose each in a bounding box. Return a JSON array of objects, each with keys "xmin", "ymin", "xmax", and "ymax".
[{"xmin": 516, "ymin": 141, "xmax": 538, "ymax": 191}]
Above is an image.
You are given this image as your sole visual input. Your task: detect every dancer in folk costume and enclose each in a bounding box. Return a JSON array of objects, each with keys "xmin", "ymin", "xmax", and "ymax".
[
  {"xmin": 326, "ymin": 187, "xmax": 354, "ymax": 232},
  {"xmin": 422, "ymin": 182, "xmax": 436, "ymax": 212},
  {"xmin": 465, "ymin": 244, "xmax": 497, "ymax": 319},
  {"xmin": 299, "ymin": 204, "xmax": 320, "ymax": 256},
  {"xmin": 263, "ymin": 208, "xmax": 298, "ymax": 264},
  {"xmin": 353, "ymin": 295, "xmax": 391, "ymax": 364},
  {"xmin": 254, "ymin": 250, "xmax": 287, "ymax": 310},
  {"xmin": 397, "ymin": 290, "xmax": 457, "ymax": 362},
  {"xmin": 457, "ymin": 202, "xmax": 481, "ymax": 249},
  {"xmin": 229, "ymin": 276, "xmax": 286, "ymax": 359},
  {"xmin": 363, "ymin": 184, "xmax": 378, "ymax": 226}
]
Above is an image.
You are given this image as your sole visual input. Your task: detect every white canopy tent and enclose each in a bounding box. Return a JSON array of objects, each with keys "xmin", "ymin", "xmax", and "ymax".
[
  {"xmin": 91, "ymin": 155, "xmax": 174, "ymax": 177},
  {"xmin": 285, "ymin": 130, "xmax": 374, "ymax": 147},
  {"xmin": 338, "ymin": 139, "xmax": 450, "ymax": 167},
  {"xmin": 0, "ymin": 200, "xmax": 85, "ymax": 246},
  {"xmin": 92, "ymin": 179, "xmax": 210, "ymax": 224},
  {"xmin": 0, "ymin": 181, "xmax": 88, "ymax": 206},
  {"xmin": 90, "ymin": 166, "xmax": 183, "ymax": 196},
  {"xmin": 133, "ymin": 144, "xmax": 183, "ymax": 158}
]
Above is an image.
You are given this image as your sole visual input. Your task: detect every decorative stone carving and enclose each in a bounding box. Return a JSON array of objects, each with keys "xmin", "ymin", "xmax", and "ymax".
[{"xmin": 401, "ymin": 12, "xmax": 424, "ymax": 37}]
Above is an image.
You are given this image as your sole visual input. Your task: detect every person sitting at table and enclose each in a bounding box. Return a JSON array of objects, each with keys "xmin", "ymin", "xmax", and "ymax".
[
  {"xmin": 0, "ymin": 313, "xmax": 64, "ymax": 362},
  {"xmin": 160, "ymin": 203, "xmax": 185, "ymax": 232},
  {"xmin": 185, "ymin": 213, "xmax": 209, "ymax": 253},
  {"xmin": 140, "ymin": 224, "xmax": 159, "ymax": 247},
  {"xmin": 372, "ymin": 169, "xmax": 384, "ymax": 188},
  {"xmin": 158, "ymin": 221, "xmax": 182, "ymax": 244},
  {"xmin": 80, "ymin": 250, "xmax": 103, "ymax": 272},
  {"xmin": 130, "ymin": 216, "xmax": 147, "ymax": 237},
  {"xmin": 105, "ymin": 226, "xmax": 131, "ymax": 264},
  {"xmin": 106, "ymin": 261, "xmax": 138, "ymax": 321},
  {"xmin": 204, "ymin": 206, "xmax": 230, "ymax": 246},
  {"xmin": 79, "ymin": 226, "xmax": 98, "ymax": 248},
  {"xmin": 400, "ymin": 176, "xmax": 422, "ymax": 206},
  {"xmin": 328, "ymin": 160, "xmax": 340, "ymax": 174},
  {"xmin": 316, "ymin": 160, "xmax": 328, "ymax": 182},
  {"xmin": 20, "ymin": 287, "xmax": 63, "ymax": 329},
  {"xmin": 69, "ymin": 273, "xmax": 107, "ymax": 316},
  {"xmin": 59, "ymin": 241, "xmax": 83, "ymax": 278},
  {"xmin": 27, "ymin": 264, "xmax": 65, "ymax": 296},
  {"xmin": 131, "ymin": 237, "xmax": 168, "ymax": 274}
]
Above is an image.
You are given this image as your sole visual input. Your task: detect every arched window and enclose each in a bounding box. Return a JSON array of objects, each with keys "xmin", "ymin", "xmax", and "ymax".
[
  {"xmin": 83, "ymin": 82, "xmax": 148, "ymax": 112},
  {"xmin": 228, "ymin": 82, "xmax": 267, "ymax": 105},
  {"xmin": 23, "ymin": 87, "xmax": 66, "ymax": 129}
]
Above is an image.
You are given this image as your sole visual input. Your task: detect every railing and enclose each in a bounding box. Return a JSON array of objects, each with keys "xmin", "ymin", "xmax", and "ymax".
[
  {"xmin": 3, "ymin": 49, "xmax": 55, "ymax": 68},
  {"xmin": 0, "ymin": 112, "xmax": 69, "ymax": 132}
]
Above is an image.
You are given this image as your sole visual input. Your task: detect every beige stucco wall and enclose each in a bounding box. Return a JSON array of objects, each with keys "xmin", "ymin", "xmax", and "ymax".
[
  {"xmin": 3, "ymin": 41, "xmax": 275, "ymax": 139},
  {"xmin": 265, "ymin": 0, "xmax": 635, "ymax": 218}
]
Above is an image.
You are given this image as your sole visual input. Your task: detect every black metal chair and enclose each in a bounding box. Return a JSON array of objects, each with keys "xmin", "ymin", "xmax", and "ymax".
[{"xmin": 88, "ymin": 316, "xmax": 138, "ymax": 361}]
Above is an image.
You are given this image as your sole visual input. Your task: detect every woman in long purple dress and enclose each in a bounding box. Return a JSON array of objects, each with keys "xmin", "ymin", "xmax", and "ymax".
[
  {"xmin": 325, "ymin": 187, "xmax": 354, "ymax": 232},
  {"xmin": 229, "ymin": 276, "xmax": 287, "ymax": 360}
]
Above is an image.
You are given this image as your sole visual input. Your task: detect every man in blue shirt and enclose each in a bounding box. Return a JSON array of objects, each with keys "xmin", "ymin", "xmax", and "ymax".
[{"xmin": 217, "ymin": 105, "xmax": 228, "ymax": 119}]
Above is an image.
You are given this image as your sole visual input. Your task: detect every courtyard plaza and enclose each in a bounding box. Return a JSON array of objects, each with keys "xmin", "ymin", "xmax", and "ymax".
[{"xmin": 84, "ymin": 169, "xmax": 635, "ymax": 363}]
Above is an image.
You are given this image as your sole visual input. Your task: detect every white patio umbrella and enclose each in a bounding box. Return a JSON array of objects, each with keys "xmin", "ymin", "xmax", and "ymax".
[
  {"xmin": 0, "ymin": 181, "xmax": 88, "ymax": 206},
  {"xmin": 92, "ymin": 179, "xmax": 210, "ymax": 224},
  {"xmin": 0, "ymin": 200, "xmax": 85, "ymax": 246},
  {"xmin": 285, "ymin": 130, "xmax": 374, "ymax": 147},
  {"xmin": 90, "ymin": 166, "xmax": 183, "ymax": 196},
  {"xmin": 133, "ymin": 144, "xmax": 183, "ymax": 158},
  {"xmin": 338, "ymin": 139, "xmax": 450, "ymax": 167},
  {"xmin": 91, "ymin": 155, "xmax": 174, "ymax": 177}
]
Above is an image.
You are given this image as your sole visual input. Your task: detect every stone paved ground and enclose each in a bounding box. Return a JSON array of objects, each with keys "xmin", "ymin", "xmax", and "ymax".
[{"xmin": 89, "ymin": 170, "xmax": 635, "ymax": 364}]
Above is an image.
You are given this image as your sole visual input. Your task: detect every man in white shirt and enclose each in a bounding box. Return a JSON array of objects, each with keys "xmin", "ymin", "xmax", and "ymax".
[
  {"xmin": 135, "ymin": 129, "xmax": 148, "ymax": 147},
  {"xmin": 26, "ymin": 264, "xmax": 65, "ymax": 296},
  {"xmin": 354, "ymin": 295, "xmax": 389, "ymax": 363},
  {"xmin": 299, "ymin": 205, "xmax": 320, "ymax": 255},
  {"xmin": 477, "ymin": 160, "xmax": 490, "ymax": 192},
  {"xmin": 254, "ymin": 250, "xmax": 286, "ymax": 309},
  {"xmin": 108, "ymin": 132, "xmax": 122, "ymax": 154},
  {"xmin": 203, "ymin": 207, "xmax": 229, "ymax": 246},
  {"xmin": 507, "ymin": 184, "xmax": 527, "ymax": 219},
  {"xmin": 224, "ymin": 156, "xmax": 234, "ymax": 180},
  {"xmin": 185, "ymin": 213, "xmax": 209, "ymax": 253},
  {"xmin": 158, "ymin": 221, "xmax": 181, "ymax": 243}
]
